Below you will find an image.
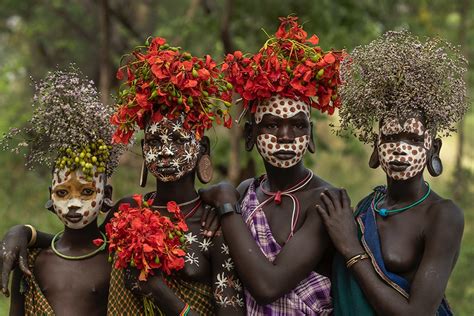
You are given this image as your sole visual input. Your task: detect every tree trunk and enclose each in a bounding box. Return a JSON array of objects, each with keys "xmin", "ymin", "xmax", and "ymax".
[{"xmin": 99, "ymin": 0, "xmax": 111, "ymax": 106}]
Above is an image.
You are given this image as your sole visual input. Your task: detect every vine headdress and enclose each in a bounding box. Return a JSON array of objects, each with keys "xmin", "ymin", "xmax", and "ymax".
[
  {"xmin": 1, "ymin": 66, "xmax": 124, "ymax": 180},
  {"xmin": 337, "ymin": 30, "xmax": 468, "ymax": 143}
]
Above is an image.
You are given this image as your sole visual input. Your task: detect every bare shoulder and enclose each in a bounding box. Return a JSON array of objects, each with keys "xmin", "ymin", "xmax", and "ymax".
[
  {"xmin": 236, "ymin": 178, "xmax": 255, "ymax": 197},
  {"xmin": 427, "ymin": 195, "xmax": 464, "ymax": 229}
]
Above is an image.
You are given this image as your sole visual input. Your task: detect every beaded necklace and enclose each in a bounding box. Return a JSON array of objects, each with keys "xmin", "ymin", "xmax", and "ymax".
[{"xmin": 373, "ymin": 182, "xmax": 431, "ymax": 217}]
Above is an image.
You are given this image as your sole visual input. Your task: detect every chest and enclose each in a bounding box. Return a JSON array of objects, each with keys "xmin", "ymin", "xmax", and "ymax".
[
  {"xmin": 373, "ymin": 212, "xmax": 425, "ymax": 279},
  {"xmin": 34, "ymin": 249, "xmax": 111, "ymax": 312},
  {"xmin": 179, "ymin": 218, "xmax": 212, "ymax": 283}
]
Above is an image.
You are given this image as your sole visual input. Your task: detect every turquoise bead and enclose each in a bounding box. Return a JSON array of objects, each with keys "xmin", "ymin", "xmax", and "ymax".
[{"xmin": 379, "ymin": 208, "xmax": 388, "ymax": 217}]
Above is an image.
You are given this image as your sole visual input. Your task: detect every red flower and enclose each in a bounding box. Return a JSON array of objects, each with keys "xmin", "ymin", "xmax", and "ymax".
[{"xmin": 166, "ymin": 201, "xmax": 180, "ymax": 214}]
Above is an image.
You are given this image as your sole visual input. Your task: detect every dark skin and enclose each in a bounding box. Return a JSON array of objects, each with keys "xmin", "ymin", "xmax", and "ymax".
[
  {"xmin": 9, "ymin": 182, "xmax": 113, "ymax": 316},
  {"xmin": 316, "ymin": 117, "xmax": 464, "ymax": 315},
  {"xmin": 200, "ymin": 112, "xmax": 334, "ymax": 305},
  {"xmin": 121, "ymin": 131, "xmax": 244, "ymax": 315}
]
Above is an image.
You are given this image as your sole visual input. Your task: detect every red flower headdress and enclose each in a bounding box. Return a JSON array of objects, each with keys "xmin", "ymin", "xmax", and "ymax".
[
  {"xmin": 223, "ymin": 16, "xmax": 345, "ymax": 115},
  {"xmin": 111, "ymin": 37, "xmax": 233, "ymax": 144}
]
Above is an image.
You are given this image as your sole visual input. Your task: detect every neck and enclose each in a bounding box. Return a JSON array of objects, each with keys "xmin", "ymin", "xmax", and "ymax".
[
  {"xmin": 58, "ymin": 220, "xmax": 101, "ymax": 249},
  {"xmin": 264, "ymin": 160, "xmax": 309, "ymax": 191},
  {"xmin": 385, "ymin": 172, "xmax": 427, "ymax": 203},
  {"xmin": 153, "ymin": 171, "xmax": 198, "ymax": 206}
]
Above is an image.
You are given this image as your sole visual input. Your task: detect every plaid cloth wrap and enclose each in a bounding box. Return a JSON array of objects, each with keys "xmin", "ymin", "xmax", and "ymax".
[
  {"xmin": 164, "ymin": 275, "xmax": 215, "ymax": 315},
  {"xmin": 23, "ymin": 248, "xmax": 55, "ymax": 316},
  {"xmin": 241, "ymin": 180, "xmax": 333, "ymax": 315}
]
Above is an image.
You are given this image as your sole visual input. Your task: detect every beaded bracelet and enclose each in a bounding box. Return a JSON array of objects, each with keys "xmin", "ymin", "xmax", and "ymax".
[
  {"xmin": 25, "ymin": 225, "xmax": 37, "ymax": 247},
  {"xmin": 179, "ymin": 303, "xmax": 190, "ymax": 316},
  {"xmin": 345, "ymin": 253, "xmax": 369, "ymax": 269}
]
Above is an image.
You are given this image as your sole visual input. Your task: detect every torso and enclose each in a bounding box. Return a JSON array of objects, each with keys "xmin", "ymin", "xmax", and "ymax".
[
  {"xmin": 34, "ymin": 248, "xmax": 111, "ymax": 316},
  {"xmin": 374, "ymin": 192, "xmax": 447, "ymax": 281},
  {"xmin": 253, "ymin": 175, "xmax": 334, "ymax": 277}
]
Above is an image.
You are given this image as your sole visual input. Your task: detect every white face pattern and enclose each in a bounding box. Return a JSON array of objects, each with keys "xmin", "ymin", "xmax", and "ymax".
[
  {"xmin": 377, "ymin": 117, "xmax": 432, "ymax": 180},
  {"xmin": 143, "ymin": 117, "xmax": 200, "ymax": 182},
  {"xmin": 255, "ymin": 95, "xmax": 311, "ymax": 168},
  {"xmin": 51, "ymin": 168, "xmax": 105, "ymax": 229}
]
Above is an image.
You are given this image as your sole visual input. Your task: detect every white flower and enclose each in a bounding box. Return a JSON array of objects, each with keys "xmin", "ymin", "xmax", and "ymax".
[
  {"xmin": 233, "ymin": 279, "xmax": 242, "ymax": 292},
  {"xmin": 185, "ymin": 252, "xmax": 200, "ymax": 266},
  {"xmin": 221, "ymin": 244, "xmax": 229, "ymax": 255},
  {"xmin": 215, "ymin": 272, "xmax": 228, "ymax": 290},
  {"xmin": 171, "ymin": 159, "xmax": 181, "ymax": 168},
  {"xmin": 183, "ymin": 150, "xmax": 195, "ymax": 162},
  {"xmin": 199, "ymin": 238, "xmax": 213, "ymax": 252},
  {"xmin": 184, "ymin": 232, "xmax": 198, "ymax": 245},
  {"xmin": 216, "ymin": 295, "xmax": 229, "ymax": 307},
  {"xmin": 159, "ymin": 133, "xmax": 171, "ymax": 144},
  {"xmin": 145, "ymin": 149, "xmax": 158, "ymax": 163},
  {"xmin": 222, "ymin": 258, "xmax": 234, "ymax": 271},
  {"xmin": 147, "ymin": 123, "xmax": 160, "ymax": 134}
]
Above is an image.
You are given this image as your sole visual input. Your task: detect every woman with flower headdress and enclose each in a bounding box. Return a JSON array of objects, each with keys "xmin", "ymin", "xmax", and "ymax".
[
  {"xmin": 5, "ymin": 67, "xmax": 124, "ymax": 315},
  {"xmin": 316, "ymin": 30, "xmax": 468, "ymax": 315},
  {"xmin": 103, "ymin": 36, "xmax": 245, "ymax": 316},
  {"xmin": 199, "ymin": 16, "xmax": 344, "ymax": 315}
]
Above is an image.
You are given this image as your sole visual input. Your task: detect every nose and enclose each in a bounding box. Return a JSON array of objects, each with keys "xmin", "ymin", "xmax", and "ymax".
[
  {"xmin": 67, "ymin": 198, "xmax": 82, "ymax": 212},
  {"xmin": 158, "ymin": 145, "xmax": 174, "ymax": 158},
  {"xmin": 392, "ymin": 142, "xmax": 408, "ymax": 156},
  {"xmin": 277, "ymin": 125, "xmax": 295, "ymax": 143}
]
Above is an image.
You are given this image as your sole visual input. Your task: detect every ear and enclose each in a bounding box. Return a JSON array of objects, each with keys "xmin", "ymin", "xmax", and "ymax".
[
  {"xmin": 199, "ymin": 136, "xmax": 211, "ymax": 156},
  {"xmin": 244, "ymin": 121, "xmax": 256, "ymax": 151},
  {"xmin": 308, "ymin": 121, "xmax": 316, "ymax": 153},
  {"xmin": 368, "ymin": 139, "xmax": 380, "ymax": 169},
  {"xmin": 104, "ymin": 184, "xmax": 113, "ymax": 200},
  {"xmin": 427, "ymin": 138, "xmax": 443, "ymax": 177}
]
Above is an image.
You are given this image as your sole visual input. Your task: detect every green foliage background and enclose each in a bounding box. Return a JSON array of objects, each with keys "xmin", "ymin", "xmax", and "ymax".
[{"xmin": 0, "ymin": 0, "xmax": 473, "ymax": 314}]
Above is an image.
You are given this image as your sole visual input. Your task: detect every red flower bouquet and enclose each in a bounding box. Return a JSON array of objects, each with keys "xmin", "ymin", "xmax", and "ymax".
[
  {"xmin": 111, "ymin": 37, "xmax": 233, "ymax": 144},
  {"xmin": 222, "ymin": 16, "xmax": 345, "ymax": 115},
  {"xmin": 94, "ymin": 194, "xmax": 188, "ymax": 281}
]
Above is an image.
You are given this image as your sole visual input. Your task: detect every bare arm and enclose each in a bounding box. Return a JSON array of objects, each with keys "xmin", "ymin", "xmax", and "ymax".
[
  {"xmin": 319, "ymin": 190, "xmax": 463, "ymax": 316},
  {"xmin": 8, "ymin": 267, "xmax": 24, "ymax": 316},
  {"xmin": 210, "ymin": 235, "xmax": 245, "ymax": 315}
]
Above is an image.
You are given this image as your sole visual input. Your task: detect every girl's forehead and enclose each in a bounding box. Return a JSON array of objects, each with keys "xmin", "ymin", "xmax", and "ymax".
[
  {"xmin": 255, "ymin": 95, "xmax": 310, "ymax": 123},
  {"xmin": 381, "ymin": 116, "xmax": 426, "ymax": 134},
  {"xmin": 52, "ymin": 168, "xmax": 104, "ymax": 186}
]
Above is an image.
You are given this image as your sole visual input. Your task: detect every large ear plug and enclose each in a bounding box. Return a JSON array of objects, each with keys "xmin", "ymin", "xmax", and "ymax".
[{"xmin": 197, "ymin": 154, "xmax": 213, "ymax": 184}]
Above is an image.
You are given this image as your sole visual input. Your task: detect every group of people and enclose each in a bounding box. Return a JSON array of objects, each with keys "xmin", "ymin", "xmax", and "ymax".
[{"xmin": 0, "ymin": 16, "xmax": 468, "ymax": 316}]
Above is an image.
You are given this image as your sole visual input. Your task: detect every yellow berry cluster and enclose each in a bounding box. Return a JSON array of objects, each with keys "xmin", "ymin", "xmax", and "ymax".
[{"xmin": 55, "ymin": 139, "xmax": 112, "ymax": 181}]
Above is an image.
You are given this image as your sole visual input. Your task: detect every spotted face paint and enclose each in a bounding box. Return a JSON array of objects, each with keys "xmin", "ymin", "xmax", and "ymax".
[
  {"xmin": 255, "ymin": 95, "xmax": 311, "ymax": 168},
  {"xmin": 377, "ymin": 117, "xmax": 432, "ymax": 180},
  {"xmin": 143, "ymin": 116, "xmax": 200, "ymax": 182},
  {"xmin": 51, "ymin": 168, "xmax": 105, "ymax": 229}
]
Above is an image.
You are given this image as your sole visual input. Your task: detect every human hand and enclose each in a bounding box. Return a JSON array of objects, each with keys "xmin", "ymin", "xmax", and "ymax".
[
  {"xmin": 198, "ymin": 182, "xmax": 239, "ymax": 209},
  {"xmin": 123, "ymin": 267, "xmax": 160, "ymax": 297},
  {"xmin": 316, "ymin": 189, "xmax": 363, "ymax": 259},
  {"xmin": 0, "ymin": 225, "xmax": 32, "ymax": 297},
  {"xmin": 200, "ymin": 204, "xmax": 222, "ymax": 238}
]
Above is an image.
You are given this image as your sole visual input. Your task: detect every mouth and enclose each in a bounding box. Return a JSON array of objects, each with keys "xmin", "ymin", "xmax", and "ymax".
[
  {"xmin": 388, "ymin": 160, "xmax": 410, "ymax": 171},
  {"xmin": 155, "ymin": 166, "xmax": 178, "ymax": 175},
  {"xmin": 65, "ymin": 213, "xmax": 83, "ymax": 223},
  {"xmin": 272, "ymin": 151, "xmax": 296, "ymax": 160}
]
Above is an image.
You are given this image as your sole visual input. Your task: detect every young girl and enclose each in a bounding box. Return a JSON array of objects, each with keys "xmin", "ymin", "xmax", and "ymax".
[
  {"xmin": 318, "ymin": 30, "xmax": 468, "ymax": 315},
  {"xmin": 5, "ymin": 68, "xmax": 123, "ymax": 315}
]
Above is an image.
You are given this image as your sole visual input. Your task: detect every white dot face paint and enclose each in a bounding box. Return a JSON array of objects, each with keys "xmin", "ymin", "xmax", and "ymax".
[
  {"xmin": 254, "ymin": 95, "xmax": 310, "ymax": 124},
  {"xmin": 377, "ymin": 117, "xmax": 432, "ymax": 180},
  {"xmin": 51, "ymin": 168, "xmax": 105, "ymax": 229},
  {"xmin": 143, "ymin": 116, "xmax": 200, "ymax": 182},
  {"xmin": 255, "ymin": 95, "xmax": 311, "ymax": 168}
]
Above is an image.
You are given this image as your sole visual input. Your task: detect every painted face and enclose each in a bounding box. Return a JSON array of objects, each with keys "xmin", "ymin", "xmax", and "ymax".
[
  {"xmin": 255, "ymin": 95, "xmax": 311, "ymax": 168},
  {"xmin": 377, "ymin": 117, "xmax": 432, "ymax": 180},
  {"xmin": 143, "ymin": 117, "xmax": 200, "ymax": 182},
  {"xmin": 51, "ymin": 168, "xmax": 105, "ymax": 229}
]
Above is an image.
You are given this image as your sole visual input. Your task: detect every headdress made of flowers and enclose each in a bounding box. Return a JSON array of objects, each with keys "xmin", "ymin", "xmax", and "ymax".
[
  {"xmin": 1, "ymin": 66, "xmax": 124, "ymax": 180},
  {"xmin": 338, "ymin": 30, "xmax": 468, "ymax": 143},
  {"xmin": 111, "ymin": 37, "xmax": 234, "ymax": 144},
  {"xmin": 223, "ymin": 15, "xmax": 345, "ymax": 115}
]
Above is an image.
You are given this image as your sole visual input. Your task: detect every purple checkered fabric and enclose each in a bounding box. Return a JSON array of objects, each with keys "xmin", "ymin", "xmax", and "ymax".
[{"xmin": 241, "ymin": 180, "xmax": 333, "ymax": 316}]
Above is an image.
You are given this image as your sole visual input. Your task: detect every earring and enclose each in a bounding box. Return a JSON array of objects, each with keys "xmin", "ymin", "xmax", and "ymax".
[
  {"xmin": 139, "ymin": 161, "xmax": 148, "ymax": 187},
  {"xmin": 197, "ymin": 154, "xmax": 213, "ymax": 184},
  {"xmin": 427, "ymin": 155, "xmax": 443, "ymax": 177},
  {"xmin": 368, "ymin": 149, "xmax": 380, "ymax": 169},
  {"xmin": 44, "ymin": 199, "xmax": 54, "ymax": 210},
  {"xmin": 100, "ymin": 198, "xmax": 113, "ymax": 215}
]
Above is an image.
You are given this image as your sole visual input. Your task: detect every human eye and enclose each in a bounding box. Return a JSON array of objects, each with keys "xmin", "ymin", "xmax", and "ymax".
[
  {"xmin": 82, "ymin": 188, "xmax": 95, "ymax": 196},
  {"xmin": 54, "ymin": 189, "xmax": 69, "ymax": 198}
]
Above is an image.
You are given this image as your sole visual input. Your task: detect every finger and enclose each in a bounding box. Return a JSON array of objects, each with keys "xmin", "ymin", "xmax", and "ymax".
[
  {"xmin": 320, "ymin": 192, "xmax": 336, "ymax": 214},
  {"xmin": 200, "ymin": 205, "xmax": 211, "ymax": 227},
  {"xmin": 315, "ymin": 204, "xmax": 329, "ymax": 223},
  {"xmin": 18, "ymin": 247, "xmax": 31, "ymax": 277},
  {"xmin": 325, "ymin": 189, "xmax": 342, "ymax": 210},
  {"xmin": 1, "ymin": 254, "xmax": 14, "ymax": 297},
  {"xmin": 206, "ymin": 215, "xmax": 221, "ymax": 237},
  {"xmin": 341, "ymin": 189, "xmax": 351, "ymax": 211}
]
